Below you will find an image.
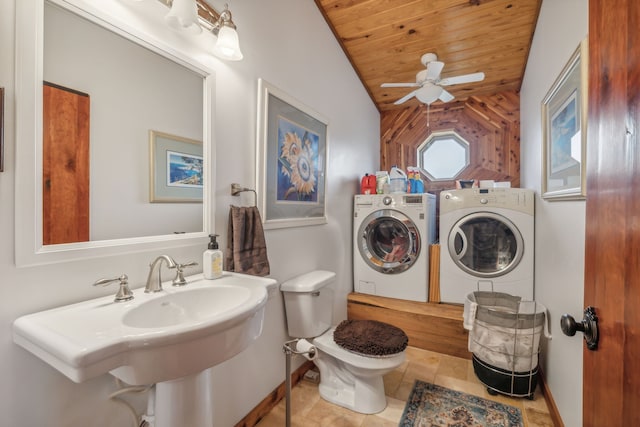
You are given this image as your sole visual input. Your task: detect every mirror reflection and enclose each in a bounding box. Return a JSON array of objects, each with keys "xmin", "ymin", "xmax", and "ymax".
[{"xmin": 43, "ymin": 1, "xmax": 205, "ymax": 244}]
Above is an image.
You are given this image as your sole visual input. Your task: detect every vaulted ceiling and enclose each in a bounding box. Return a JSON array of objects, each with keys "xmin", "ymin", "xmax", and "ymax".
[{"xmin": 314, "ymin": 0, "xmax": 542, "ymax": 112}]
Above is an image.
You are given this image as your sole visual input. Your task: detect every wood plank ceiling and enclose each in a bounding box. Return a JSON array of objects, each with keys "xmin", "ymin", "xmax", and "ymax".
[{"xmin": 314, "ymin": 0, "xmax": 542, "ymax": 112}]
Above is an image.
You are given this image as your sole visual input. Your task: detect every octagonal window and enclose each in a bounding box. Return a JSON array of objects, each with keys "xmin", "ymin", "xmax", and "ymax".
[{"xmin": 418, "ymin": 131, "xmax": 470, "ymax": 181}]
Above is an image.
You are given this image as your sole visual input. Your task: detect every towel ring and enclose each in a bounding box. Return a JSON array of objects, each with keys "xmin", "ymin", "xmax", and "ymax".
[{"xmin": 231, "ymin": 183, "xmax": 257, "ymax": 206}]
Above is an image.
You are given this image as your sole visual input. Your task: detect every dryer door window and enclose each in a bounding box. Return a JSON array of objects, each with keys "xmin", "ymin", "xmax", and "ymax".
[
  {"xmin": 357, "ymin": 209, "xmax": 421, "ymax": 274},
  {"xmin": 448, "ymin": 212, "xmax": 524, "ymax": 278}
]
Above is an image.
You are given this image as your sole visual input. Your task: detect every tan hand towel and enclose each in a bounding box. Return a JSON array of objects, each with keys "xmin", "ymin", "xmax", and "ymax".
[{"xmin": 225, "ymin": 206, "xmax": 270, "ymax": 276}]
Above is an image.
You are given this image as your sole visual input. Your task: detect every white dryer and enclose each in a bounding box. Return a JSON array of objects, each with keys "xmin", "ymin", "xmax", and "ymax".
[
  {"xmin": 439, "ymin": 188, "xmax": 534, "ymax": 304},
  {"xmin": 353, "ymin": 193, "xmax": 436, "ymax": 302}
]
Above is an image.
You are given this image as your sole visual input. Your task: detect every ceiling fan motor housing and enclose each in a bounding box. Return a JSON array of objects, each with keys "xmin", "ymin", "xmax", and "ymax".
[{"xmin": 421, "ymin": 52, "xmax": 438, "ymax": 66}]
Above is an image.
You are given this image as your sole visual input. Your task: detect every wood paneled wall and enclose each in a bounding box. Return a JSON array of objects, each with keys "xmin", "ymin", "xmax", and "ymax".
[{"xmin": 380, "ymin": 90, "xmax": 521, "ymax": 194}]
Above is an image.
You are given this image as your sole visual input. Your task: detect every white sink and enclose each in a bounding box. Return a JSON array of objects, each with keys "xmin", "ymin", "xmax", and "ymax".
[
  {"xmin": 122, "ymin": 286, "xmax": 252, "ymax": 329},
  {"xmin": 13, "ymin": 272, "xmax": 276, "ymax": 385}
]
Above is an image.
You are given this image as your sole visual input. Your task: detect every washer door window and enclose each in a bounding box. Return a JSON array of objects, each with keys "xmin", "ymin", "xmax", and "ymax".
[
  {"xmin": 357, "ymin": 209, "xmax": 421, "ymax": 274},
  {"xmin": 448, "ymin": 212, "xmax": 524, "ymax": 278}
]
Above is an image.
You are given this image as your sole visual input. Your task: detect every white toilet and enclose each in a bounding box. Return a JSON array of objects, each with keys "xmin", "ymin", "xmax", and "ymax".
[{"xmin": 280, "ymin": 270, "xmax": 407, "ymax": 414}]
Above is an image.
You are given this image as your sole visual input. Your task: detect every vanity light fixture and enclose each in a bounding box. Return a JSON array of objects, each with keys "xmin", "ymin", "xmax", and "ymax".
[
  {"xmin": 209, "ymin": 4, "xmax": 243, "ymax": 61},
  {"xmin": 153, "ymin": 0, "xmax": 243, "ymax": 61},
  {"xmin": 165, "ymin": 0, "xmax": 202, "ymax": 35}
]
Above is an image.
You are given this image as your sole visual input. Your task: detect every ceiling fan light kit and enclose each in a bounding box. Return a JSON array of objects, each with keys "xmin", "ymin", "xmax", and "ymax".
[
  {"xmin": 381, "ymin": 53, "xmax": 485, "ymax": 105},
  {"xmin": 416, "ymin": 84, "xmax": 443, "ymax": 104}
]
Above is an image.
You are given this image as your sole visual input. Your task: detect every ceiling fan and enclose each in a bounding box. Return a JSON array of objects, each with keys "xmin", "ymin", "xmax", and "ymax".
[{"xmin": 381, "ymin": 53, "xmax": 485, "ymax": 105}]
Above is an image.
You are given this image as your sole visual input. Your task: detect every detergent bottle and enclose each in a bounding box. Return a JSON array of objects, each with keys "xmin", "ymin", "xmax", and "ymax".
[
  {"xmin": 360, "ymin": 173, "xmax": 377, "ymax": 194},
  {"xmin": 375, "ymin": 171, "xmax": 389, "ymax": 194},
  {"xmin": 413, "ymin": 168, "xmax": 424, "ymax": 193},
  {"xmin": 407, "ymin": 167, "xmax": 416, "ymax": 193},
  {"xmin": 389, "ymin": 166, "xmax": 407, "ymax": 193}
]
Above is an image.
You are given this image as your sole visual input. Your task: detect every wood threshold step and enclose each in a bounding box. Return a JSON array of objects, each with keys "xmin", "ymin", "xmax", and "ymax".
[{"xmin": 347, "ymin": 293, "xmax": 471, "ymax": 360}]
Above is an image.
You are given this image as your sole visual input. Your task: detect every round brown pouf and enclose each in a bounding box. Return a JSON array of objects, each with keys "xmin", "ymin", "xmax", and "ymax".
[{"xmin": 333, "ymin": 319, "xmax": 408, "ymax": 356}]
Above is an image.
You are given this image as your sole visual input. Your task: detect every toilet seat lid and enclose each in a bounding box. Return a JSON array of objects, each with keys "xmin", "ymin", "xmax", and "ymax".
[
  {"xmin": 313, "ymin": 330, "xmax": 406, "ymax": 370},
  {"xmin": 333, "ymin": 320, "xmax": 408, "ymax": 356}
]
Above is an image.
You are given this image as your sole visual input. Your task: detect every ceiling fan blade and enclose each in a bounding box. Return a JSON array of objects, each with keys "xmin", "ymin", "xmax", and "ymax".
[
  {"xmin": 381, "ymin": 82, "xmax": 420, "ymax": 88},
  {"xmin": 439, "ymin": 89, "xmax": 455, "ymax": 103},
  {"xmin": 394, "ymin": 90, "xmax": 418, "ymax": 105},
  {"xmin": 425, "ymin": 61, "xmax": 444, "ymax": 81},
  {"xmin": 439, "ymin": 72, "xmax": 485, "ymax": 86}
]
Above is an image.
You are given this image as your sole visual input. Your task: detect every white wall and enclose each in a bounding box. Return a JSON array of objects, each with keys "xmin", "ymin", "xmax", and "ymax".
[
  {"xmin": 520, "ymin": 1, "xmax": 588, "ymax": 426},
  {"xmin": 0, "ymin": 1, "xmax": 379, "ymax": 426}
]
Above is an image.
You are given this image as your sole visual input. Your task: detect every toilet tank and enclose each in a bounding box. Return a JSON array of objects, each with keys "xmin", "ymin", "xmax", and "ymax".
[{"xmin": 280, "ymin": 270, "xmax": 335, "ymax": 338}]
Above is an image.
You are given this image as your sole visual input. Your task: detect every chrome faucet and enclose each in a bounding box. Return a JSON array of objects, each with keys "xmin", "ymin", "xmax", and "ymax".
[
  {"xmin": 93, "ymin": 274, "xmax": 134, "ymax": 302},
  {"xmin": 172, "ymin": 261, "xmax": 198, "ymax": 286},
  {"xmin": 145, "ymin": 255, "xmax": 177, "ymax": 293}
]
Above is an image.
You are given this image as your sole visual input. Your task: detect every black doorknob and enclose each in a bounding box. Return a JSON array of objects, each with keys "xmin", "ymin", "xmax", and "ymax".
[
  {"xmin": 560, "ymin": 306, "xmax": 599, "ymax": 350},
  {"xmin": 560, "ymin": 314, "xmax": 583, "ymax": 336}
]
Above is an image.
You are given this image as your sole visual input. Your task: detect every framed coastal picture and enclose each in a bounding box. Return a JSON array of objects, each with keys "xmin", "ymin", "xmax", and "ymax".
[
  {"xmin": 541, "ymin": 38, "xmax": 588, "ymax": 200},
  {"xmin": 149, "ymin": 130, "xmax": 203, "ymax": 203},
  {"xmin": 256, "ymin": 79, "xmax": 328, "ymax": 229}
]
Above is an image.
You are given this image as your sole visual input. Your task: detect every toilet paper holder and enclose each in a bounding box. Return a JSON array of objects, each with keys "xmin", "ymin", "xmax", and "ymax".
[
  {"xmin": 283, "ymin": 339, "xmax": 317, "ymax": 427},
  {"xmin": 282, "ymin": 338, "xmax": 316, "ymax": 359}
]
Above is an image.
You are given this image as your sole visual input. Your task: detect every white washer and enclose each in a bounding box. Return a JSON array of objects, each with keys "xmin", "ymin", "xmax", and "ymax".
[
  {"xmin": 439, "ymin": 188, "xmax": 534, "ymax": 304},
  {"xmin": 353, "ymin": 193, "xmax": 436, "ymax": 302}
]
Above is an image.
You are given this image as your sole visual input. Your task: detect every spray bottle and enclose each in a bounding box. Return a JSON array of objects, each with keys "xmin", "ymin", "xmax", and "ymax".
[{"xmin": 412, "ymin": 168, "xmax": 424, "ymax": 193}]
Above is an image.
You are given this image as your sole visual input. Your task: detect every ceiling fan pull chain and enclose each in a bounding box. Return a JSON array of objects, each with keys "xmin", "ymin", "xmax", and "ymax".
[{"xmin": 427, "ymin": 103, "xmax": 430, "ymax": 128}]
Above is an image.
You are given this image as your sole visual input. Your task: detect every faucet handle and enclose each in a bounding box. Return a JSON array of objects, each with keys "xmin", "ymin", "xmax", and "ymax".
[
  {"xmin": 93, "ymin": 274, "xmax": 134, "ymax": 302},
  {"xmin": 173, "ymin": 261, "xmax": 198, "ymax": 287}
]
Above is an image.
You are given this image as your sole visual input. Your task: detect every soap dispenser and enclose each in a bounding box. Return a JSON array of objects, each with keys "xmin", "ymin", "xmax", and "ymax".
[{"xmin": 203, "ymin": 234, "xmax": 223, "ymax": 279}]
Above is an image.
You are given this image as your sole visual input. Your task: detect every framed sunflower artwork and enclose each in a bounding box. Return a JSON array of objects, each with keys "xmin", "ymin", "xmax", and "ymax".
[{"xmin": 256, "ymin": 79, "xmax": 328, "ymax": 229}]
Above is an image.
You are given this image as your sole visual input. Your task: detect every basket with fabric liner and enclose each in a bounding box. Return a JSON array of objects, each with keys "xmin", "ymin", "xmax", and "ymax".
[{"xmin": 463, "ymin": 291, "xmax": 549, "ymax": 399}]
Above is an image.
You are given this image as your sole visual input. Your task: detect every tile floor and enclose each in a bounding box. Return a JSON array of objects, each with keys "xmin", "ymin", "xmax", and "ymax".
[{"xmin": 257, "ymin": 346, "xmax": 554, "ymax": 427}]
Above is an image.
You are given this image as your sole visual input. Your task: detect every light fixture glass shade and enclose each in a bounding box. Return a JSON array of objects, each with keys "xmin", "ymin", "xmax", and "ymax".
[
  {"xmin": 416, "ymin": 84, "xmax": 443, "ymax": 104},
  {"xmin": 165, "ymin": 0, "xmax": 202, "ymax": 35},
  {"xmin": 213, "ymin": 25, "xmax": 243, "ymax": 61}
]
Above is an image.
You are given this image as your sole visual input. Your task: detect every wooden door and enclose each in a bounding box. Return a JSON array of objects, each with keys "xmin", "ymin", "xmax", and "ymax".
[
  {"xmin": 42, "ymin": 82, "xmax": 90, "ymax": 245},
  {"xmin": 583, "ymin": 0, "xmax": 640, "ymax": 425}
]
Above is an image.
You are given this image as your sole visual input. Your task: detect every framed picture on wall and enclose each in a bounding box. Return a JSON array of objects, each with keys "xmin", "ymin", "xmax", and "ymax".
[
  {"xmin": 256, "ymin": 79, "xmax": 328, "ymax": 229},
  {"xmin": 541, "ymin": 38, "xmax": 588, "ymax": 200},
  {"xmin": 149, "ymin": 130, "xmax": 203, "ymax": 203}
]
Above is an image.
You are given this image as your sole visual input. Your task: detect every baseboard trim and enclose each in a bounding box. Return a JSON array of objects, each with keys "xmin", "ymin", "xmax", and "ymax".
[
  {"xmin": 233, "ymin": 360, "xmax": 314, "ymax": 427},
  {"xmin": 538, "ymin": 367, "xmax": 564, "ymax": 427}
]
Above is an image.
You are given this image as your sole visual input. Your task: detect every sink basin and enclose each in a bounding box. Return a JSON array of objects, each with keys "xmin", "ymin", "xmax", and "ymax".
[
  {"xmin": 13, "ymin": 272, "xmax": 276, "ymax": 385},
  {"xmin": 122, "ymin": 286, "xmax": 252, "ymax": 328}
]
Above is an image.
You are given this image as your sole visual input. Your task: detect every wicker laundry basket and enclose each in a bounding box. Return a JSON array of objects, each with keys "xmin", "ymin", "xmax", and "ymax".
[{"xmin": 463, "ymin": 291, "xmax": 550, "ymax": 399}]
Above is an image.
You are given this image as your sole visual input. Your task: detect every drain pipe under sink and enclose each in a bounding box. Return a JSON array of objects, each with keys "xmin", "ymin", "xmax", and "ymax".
[{"xmin": 139, "ymin": 385, "xmax": 156, "ymax": 427}]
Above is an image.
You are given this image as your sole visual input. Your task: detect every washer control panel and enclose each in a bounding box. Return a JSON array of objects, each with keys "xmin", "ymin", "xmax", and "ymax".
[
  {"xmin": 440, "ymin": 188, "xmax": 534, "ymax": 215},
  {"xmin": 354, "ymin": 193, "xmax": 433, "ymax": 210}
]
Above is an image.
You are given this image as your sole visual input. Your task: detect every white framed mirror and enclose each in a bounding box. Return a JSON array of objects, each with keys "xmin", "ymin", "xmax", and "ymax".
[{"xmin": 15, "ymin": 0, "xmax": 216, "ymax": 266}]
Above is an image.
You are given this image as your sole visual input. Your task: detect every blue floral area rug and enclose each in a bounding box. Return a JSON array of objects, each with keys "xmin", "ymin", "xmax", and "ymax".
[{"xmin": 399, "ymin": 380, "xmax": 523, "ymax": 427}]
